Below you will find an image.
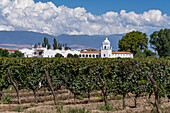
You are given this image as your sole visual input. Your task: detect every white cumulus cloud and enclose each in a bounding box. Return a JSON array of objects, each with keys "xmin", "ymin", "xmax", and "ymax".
[{"xmin": 0, "ymin": 0, "xmax": 169, "ymax": 36}]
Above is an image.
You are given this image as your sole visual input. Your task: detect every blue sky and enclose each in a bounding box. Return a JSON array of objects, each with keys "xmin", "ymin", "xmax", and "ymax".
[
  {"xmin": 34, "ymin": 0, "xmax": 170, "ymax": 16},
  {"xmin": 0, "ymin": 0, "xmax": 169, "ymax": 36}
]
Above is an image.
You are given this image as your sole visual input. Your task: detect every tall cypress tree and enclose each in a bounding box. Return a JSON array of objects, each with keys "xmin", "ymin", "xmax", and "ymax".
[
  {"xmin": 42, "ymin": 37, "xmax": 49, "ymax": 47},
  {"xmin": 53, "ymin": 38, "xmax": 58, "ymax": 50}
]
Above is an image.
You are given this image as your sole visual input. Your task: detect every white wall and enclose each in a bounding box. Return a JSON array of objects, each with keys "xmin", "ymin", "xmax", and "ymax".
[
  {"xmin": 80, "ymin": 53, "xmax": 100, "ymax": 58},
  {"xmin": 112, "ymin": 54, "xmax": 133, "ymax": 58}
]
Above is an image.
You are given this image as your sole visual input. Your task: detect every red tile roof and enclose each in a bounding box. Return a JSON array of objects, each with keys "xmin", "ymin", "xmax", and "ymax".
[
  {"xmin": 0, "ymin": 48, "xmax": 19, "ymax": 51},
  {"xmin": 80, "ymin": 51, "xmax": 133, "ymax": 54},
  {"xmin": 112, "ymin": 51, "xmax": 133, "ymax": 54},
  {"xmin": 36, "ymin": 49, "xmax": 44, "ymax": 51},
  {"xmin": 80, "ymin": 51, "xmax": 101, "ymax": 53},
  {"xmin": 7, "ymin": 49, "xmax": 19, "ymax": 51}
]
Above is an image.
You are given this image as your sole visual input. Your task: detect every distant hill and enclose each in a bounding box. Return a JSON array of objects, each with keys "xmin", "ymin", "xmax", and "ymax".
[{"xmin": 0, "ymin": 31, "xmax": 124, "ymax": 50}]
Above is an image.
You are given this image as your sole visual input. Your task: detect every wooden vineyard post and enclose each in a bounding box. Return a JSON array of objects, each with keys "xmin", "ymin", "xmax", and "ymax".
[
  {"xmin": 148, "ymin": 72, "xmax": 162, "ymax": 113},
  {"xmin": 44, "ymin": 69, "xmax": 57, "ymax": 105},
  {"xmin": 7, "ymin": 68, "xmax": 21, "ymax": 104},
  {"xmin": 97, "ymin": 72, "xmax": 108, "ymax": 106}
]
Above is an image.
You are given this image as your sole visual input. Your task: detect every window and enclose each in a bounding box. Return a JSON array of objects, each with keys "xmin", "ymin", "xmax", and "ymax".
[
  {"xmin": 93, "ymin": 55, "xmax": 95, "ymax": 58},
  {"xmin": 83, "ymin": 54, "xmax": 85, "ymax": 57},
  {"xmin": 39, "ymin": 51, "xmax": 43, "ymax": 55},
  {"xmin": 89, "ymin": 55, "xmax": 91, "ymax": 58},
  {"xmin": 104, "ymin": 46, "xmax": 106, "ymax": 49},
  {"xmin": 86, "ymin": 55, "xmax": 88, "ymax": 57},
  {"xmin": 79, "ymin": 54, "xmax": 81, "ymax": 57},
  {"xmin": 104, "ymin": 54, "xmax": 105, "ymax": 57},
  {"xmin": 96, "ymin": 55, "xmax": 99, "ymax": 58}
]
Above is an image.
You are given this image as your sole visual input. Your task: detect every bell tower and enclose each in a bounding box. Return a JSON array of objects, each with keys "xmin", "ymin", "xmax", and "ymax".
[{"xmin": 101, "ymin": 37, "xmax": 112, "ymax": 58}]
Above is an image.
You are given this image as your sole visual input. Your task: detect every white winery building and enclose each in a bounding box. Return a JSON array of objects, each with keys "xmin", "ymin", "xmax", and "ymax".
[{"xmin": 19, "ymin": 37, "xmax": 133, "ymax": 58}]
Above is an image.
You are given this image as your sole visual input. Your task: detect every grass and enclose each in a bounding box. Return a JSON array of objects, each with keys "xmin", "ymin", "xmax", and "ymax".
[
  {"xmin": 13, "ymin": 106, "xmax": 24, "ymax": 112},
  {"xmin": 96, "ymin": 96, "xmax": 104, "ymax": 99},
  {"xmin": 97, "ymin": 103, "xmax": 114, "ymax": 112},
  {"xmin": 55, "ymin": 100, "xmax": 64, "ymax": 113},
  {"xmin": 117, "ymin": 95, "xmax": 123, "ymax": 100},
  {"xmin": 150, "ymin": 107, "xmax": 169, "ymax": 113},
  {"xmin": 1, "ymin": 93, "xmax": 12, "ymax": 103},
  {"xmin": 66, "ymin": 107, "xmax": 91, "ymax": 113},
  {"xmin": 77, "ymin": 95, "xmax": 84, "ymax": 100},
  {"xmin": 30, "ymin": 103, "xmax": 35, "ymax": 107},
  {"xmin": 25, "ymin": 110, "xmax": 41, "ymax": 113}
]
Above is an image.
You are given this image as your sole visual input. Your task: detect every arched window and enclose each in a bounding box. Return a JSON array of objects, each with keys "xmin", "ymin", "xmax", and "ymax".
[
  {"xmin": 83, "ymin": 54, "xmax": 85, "ymax": 57},
  {"xmin": 93, "ymin": 55, "xmax": 95, "ymax": 58},
  {"xmin": 104, "ymin": 46, "xmax": 106, "ymax": 49},
  {"xmin": 79, "ymin": 54, "xmax": 81, "ymax": 57},
  {"xmin": 89, "ymin": 55, "xmax": 91, "ymax": 58},
  {"xmin": 96, "ymin": 55, "xmax": 99, "ymax": 58},
  {"xmin": 104, "ymin": 54, "xmax": 105, "ymax": 57},
  {"xmin": 86, "ymin": 54, "xmax": 88, "ymax": 57}
]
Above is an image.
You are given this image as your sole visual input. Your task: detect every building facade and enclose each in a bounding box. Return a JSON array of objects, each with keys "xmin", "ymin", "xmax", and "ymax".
[
  {"xmin": 79, "ymin": 37, "xmax": 133, "ymax": 58},
  {"xmin": 18, "ymin": 37, "xmax": 133, "ymax": 58}
]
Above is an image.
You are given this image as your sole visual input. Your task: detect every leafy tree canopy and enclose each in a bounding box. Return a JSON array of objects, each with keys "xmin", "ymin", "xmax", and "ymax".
[
  {"xmin": 55, "ymin": 53, "xmax": 63, "ymax": 58},
  {"xmin": 67, "ymin": 53, "xmax": 74, "ymax": 58},
  {"xmin": 0, "ymin": 49, "xmax": 9, "ymax": 57},
  {"xmin": 87, "ymin": 48, "xmax": 98, "ymax": 51},
  {"xmin": 10, "ymin": 51, "xmax": 24, "ymax": 57},
  {"xmin": 150, "ymin": 28, "xmax": 170, "ymax": 58},
  {"xmin": 67, "ymin": 54, "xmax": 79, "ymax": 58},
  {"xmin": 118, "ymin": 31, "xmax": 148, "ymax": 55}
]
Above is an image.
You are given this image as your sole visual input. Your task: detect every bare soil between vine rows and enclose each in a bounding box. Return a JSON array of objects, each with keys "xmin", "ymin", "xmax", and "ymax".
[{"xmin": 0, "ymin": 89, "xmax": 169, "ymax": 113}]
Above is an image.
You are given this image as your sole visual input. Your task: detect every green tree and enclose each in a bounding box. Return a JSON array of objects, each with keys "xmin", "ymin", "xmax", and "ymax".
[
  {"xmin": 67, "ymin": 53, "xmax": 74, "ymax": 58},
  {"xmin": 34, "ymin": 44, "xmax": 37, "ymax": 48},
  {"xmin": 144, "ymin": 49, "xmax": 156, "ymax": 58},
  {"xmin": 150, "ymin": 28, "xmax": 170, "ymax": 57},
  {"xmin": 42, "ymin": 37, "xmax": 49, "ymax": 47},
  {"xmin": 134, "ymin": 50, "xmax": 146, "ymax": 58},
  {"xmin": 57, "ymin": 43, "xmax": 62, "ymax": 50},
  {"xmin": 10, "ymin": 51, "xmax": 24, "ymax": 57},
  {"xmin": 0, "ymin": 49, "xmax": 9, "ymax": 57},
  {"xmin": 64, "ymin": 44, "xmax": 71, "ymax": 50},
  {"xmin": 53, "ymin": 38, "xmax": 58, "ymax": 50},
  {"xmin": 118, "ymin": 31, "xmax": 148, "ymax": 55},
  {"xmin": 73, "ymin": 54, "xmax": 79, "ymax": 58},
  {"xmin": 47, "ymin": 44, "xmax": 51, "ymax": 49},
  {"xmin": 55, "ymin": 53, "xmax": 63, "ymax": 58},
  {"xmin": 38, "ymin": 42, "xmax": 41, "ymax": 47}
]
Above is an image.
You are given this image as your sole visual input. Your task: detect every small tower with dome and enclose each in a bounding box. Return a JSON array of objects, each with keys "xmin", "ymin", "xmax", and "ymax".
[{"xmin": 101, "ymin": 37, "xmax": 112, "ymax": 58}]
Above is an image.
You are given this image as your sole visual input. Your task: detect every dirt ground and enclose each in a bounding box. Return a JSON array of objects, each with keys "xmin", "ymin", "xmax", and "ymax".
[{"xmin": 0, "ymin": 89, "xmax": 170, "ymax": 113}]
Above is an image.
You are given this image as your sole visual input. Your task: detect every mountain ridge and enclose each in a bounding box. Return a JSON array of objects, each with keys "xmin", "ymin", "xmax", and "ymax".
[{"xmin": 0, "ymin": 31, "xmax": 124, "ymax": 50}]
